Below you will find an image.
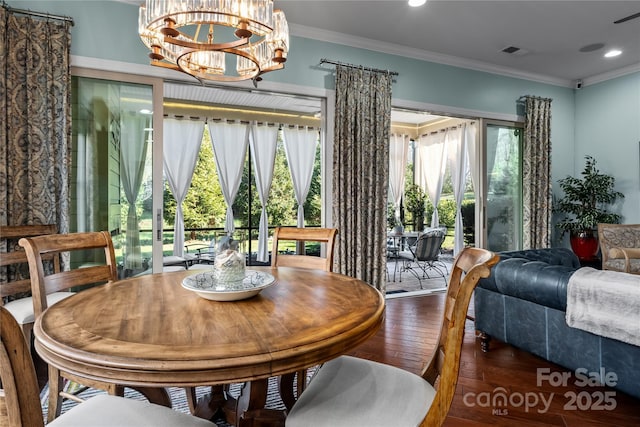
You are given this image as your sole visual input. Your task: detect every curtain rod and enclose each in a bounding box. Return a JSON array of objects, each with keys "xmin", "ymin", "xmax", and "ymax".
[
  {"xmin": 518, "ymin": 95, "xmax": 552, "ymax": 102},
  {"xmin": 163, "ymin": 114, "xmax": 319, "ymax": 130},
  {"xmin": 3, "ymin": 4, "xmax": 74, "ymax": 25},
  {"xmin": 320, "ymin": 58, "xmax": 399, "ymax": 76},
  {"xmin": 418, "ymin": 121, "xmax": 476, "ymax": 138}
]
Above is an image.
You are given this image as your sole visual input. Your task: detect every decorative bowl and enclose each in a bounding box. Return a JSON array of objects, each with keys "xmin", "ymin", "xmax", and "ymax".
[{"xmin": 182, "ymin": 269, "xmax": 276, "ymax": 301}]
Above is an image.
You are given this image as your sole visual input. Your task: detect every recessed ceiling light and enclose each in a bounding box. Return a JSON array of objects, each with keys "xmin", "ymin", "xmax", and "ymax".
[
  {"xmin": 604, "ymin": 49, "xmax": 622, "ymax": 58},
  {"xmin": 408, "ymin": 0, "xmax": 427, "ymax": 7}
]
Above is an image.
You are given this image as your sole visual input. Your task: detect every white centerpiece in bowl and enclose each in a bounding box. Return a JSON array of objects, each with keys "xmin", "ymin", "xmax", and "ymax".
[
  {"xmin": 213, "ymin": 249, "xmax": 246, "ymax": 283},
  {"xmin": 182, "ymin": 236, "xmax": 276, "ymax": 301}
]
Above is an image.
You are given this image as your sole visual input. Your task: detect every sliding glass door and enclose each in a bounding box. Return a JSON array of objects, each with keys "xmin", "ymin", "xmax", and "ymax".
[
  {"xmin": 483, "ymin": 122, "xmax": 523, "ymax": 251},
  {"xmin": 71, "ymin": 72, "xmax": 162, "ymax": 277}
]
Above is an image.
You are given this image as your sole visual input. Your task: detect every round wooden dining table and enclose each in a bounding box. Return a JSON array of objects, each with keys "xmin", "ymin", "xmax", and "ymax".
[{"xmin": 33, "ymin": 266, "xmax": 385, "ymax": 426}]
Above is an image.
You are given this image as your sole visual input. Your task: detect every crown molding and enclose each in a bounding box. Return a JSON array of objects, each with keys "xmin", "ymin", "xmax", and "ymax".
[
  {"xmin": 290, "ymin": 23, "xmax": 575, "ymax": 88},
  {"xmin": 582, "ymin": 62, "xmax": 640, "ymax": 87},
  {"xmin": 392, "ymin": 98, "xmax": 521, "ymax": 124}
]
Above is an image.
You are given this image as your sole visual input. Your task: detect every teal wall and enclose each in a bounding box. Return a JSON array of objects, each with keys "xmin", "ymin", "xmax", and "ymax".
[
  {"xmin": 10, "ymin": 1, "xmax": 639, "ymax": 225},
  {"xmin": 575, "ymin": 72, "xmax": 640, "ymax": 224}
]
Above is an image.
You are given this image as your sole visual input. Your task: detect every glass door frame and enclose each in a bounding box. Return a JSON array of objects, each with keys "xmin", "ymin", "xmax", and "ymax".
[
  {"xmin": 477, "ymin": 118, "xmax": 525, "ymax": 251},
  {"xmin": 71, "ymin": 67, "xmax": 165, "ymax": 274}
]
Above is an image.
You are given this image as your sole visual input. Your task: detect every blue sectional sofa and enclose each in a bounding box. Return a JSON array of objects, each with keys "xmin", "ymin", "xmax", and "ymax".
[{"xmin": 474, "ymin": 248, "xmax": 640, "ymax": 400}]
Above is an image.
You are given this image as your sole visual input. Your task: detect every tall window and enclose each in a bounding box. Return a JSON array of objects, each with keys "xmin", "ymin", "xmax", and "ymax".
[{"xmin": 162, "ymin": 126, "xmax": 322, "ymax": 264}]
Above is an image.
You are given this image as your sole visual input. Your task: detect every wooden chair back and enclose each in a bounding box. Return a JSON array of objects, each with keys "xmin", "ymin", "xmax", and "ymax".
[
  {"xmin": 271, "ymin": 227, "xmax": 338, "ymax": 272},
  {"xmin": 0, "ymin": 225, "xmax": 59, "ymax": 306},
  {"xmin": 0, "ymin": 306, "xmax": 46, "ymax": 427},
  {"xmin": 420, "ymin": 247, "xmax": 499, "ymax": 426},
  {"xmin": 18, "ymin": 231, "xmax": 117, "ymax": 318}
]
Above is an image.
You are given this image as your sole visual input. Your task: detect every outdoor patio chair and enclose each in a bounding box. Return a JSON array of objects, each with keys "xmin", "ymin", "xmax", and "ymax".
[{"xmin": 398, "ymin": 227, "xmax": 448, "ymax": 288}]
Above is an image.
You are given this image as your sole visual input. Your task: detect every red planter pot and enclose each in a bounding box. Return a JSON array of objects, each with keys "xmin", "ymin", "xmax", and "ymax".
[{"xmin": 569, "ymin": 230, "xmax": 599, "ymax": 261}]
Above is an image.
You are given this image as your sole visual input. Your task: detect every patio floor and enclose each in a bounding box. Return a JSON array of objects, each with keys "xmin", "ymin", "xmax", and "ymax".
[{"xmin": 385, "ymin": 252, "xmax": 454, "ymax": 298}]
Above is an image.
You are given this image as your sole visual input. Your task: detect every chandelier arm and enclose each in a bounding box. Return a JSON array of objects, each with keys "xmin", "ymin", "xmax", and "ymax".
[
  {"xmin": 164, "ymin": 34, "xmax": 250, "ymax": 51},
  {"xmin": 176, "ymin": 48, "xmax": 262, "ymax": 82}
]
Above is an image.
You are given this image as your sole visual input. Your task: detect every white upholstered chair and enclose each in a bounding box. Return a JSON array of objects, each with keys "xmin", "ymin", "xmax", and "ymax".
[
  {"xmin": 19, "ymin": 231, "xmax": 171, "ymax": 422},
  {"xmin": 0, "ymin": 224, "xmax": 71, "ymax": 350},
  {"xmin": 285, "ymin": 247, "xmax": 499, "ymax": 427},
  {"xmin": 271, "ymin": 227, "xmax": 339, "ymax": 405},
  {"xmin": 271, "ymin": 226, "xmax": 338, "ymax": 271},
  {"xmin": 0, "ymin": 306, "xmax": 214, "ymax": 427}
]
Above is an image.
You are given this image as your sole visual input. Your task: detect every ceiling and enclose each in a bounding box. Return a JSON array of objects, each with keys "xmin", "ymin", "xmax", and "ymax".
[
  {"xmin": 124, "ymin": 1, "xmax": 640, "ymax": 124},
  {"xmin": 277, "ymin": 0, "xmax": 640, "ymax": 85}
]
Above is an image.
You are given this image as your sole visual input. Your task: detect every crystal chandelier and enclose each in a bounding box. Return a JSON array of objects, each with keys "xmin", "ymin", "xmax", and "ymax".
[{"xmin": 139, "ymin": 0, "xmax": 289, "ymax": 83}]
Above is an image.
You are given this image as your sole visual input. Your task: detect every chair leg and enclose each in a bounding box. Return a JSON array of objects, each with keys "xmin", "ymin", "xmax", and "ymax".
[
  {"xmin": 47, "ymin": 365, "xmax": 64, "ymax": 422},
  {"xmin": 416, "ymin": 261, "xmax": 447, "ymax": 282},
  {"xmin": 400, "ymin": 261, "xmax": 424, "ymax": 288},
  {"xmin": 132, "ymin": 386, "xmax": 172, "ymax": 408},
  {"xmin": 185, "ymin": 386, "xmax": 198, "ymax": 414},
  {"xmin": 279, "ymin": 373, "xmax": 297, "ymax": 411},
  {"xmin": 21, "ymin": 322, "xmax": 34, "ymax": 353}
]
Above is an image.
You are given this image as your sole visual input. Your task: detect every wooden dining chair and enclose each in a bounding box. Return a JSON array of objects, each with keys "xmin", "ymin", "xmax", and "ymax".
[
  {"xmin": 18, "ymin": 231, "xmax": 171, "ymax": 422},
  {"xmin": 285, "ymin": 247, "xmax": 499, "ymax": 427},
  {"xmin": 271, "ymin": 226, "xmax": 338, "ymax": 272},
  {"xmin": 0, "ymin": 224, "xmax": 65, "ymax": 351},
  {"xmin": 270, "ymin": 227, "xmax": 339, "ymax": 408},
  {"xmin": 0, "ymin": 306, "xmax": 214, "ymax": 427}
]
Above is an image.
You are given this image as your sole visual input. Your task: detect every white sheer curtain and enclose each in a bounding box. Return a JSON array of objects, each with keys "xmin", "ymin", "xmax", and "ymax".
[
  {"xmin": 163, "ymin": 118, "xmax": 205, "ymax": 256},
  {"xmin": 282, "ymin": 126, "xmax": 318, "ymax": 227},
  {"xmin": 465, "ymin": 122, "xmax": 479, "ymax": 191},
  {"xmin": 249, "ymin": 122, "xmax": 278, "ymax": 262},
  {"xmin": 447, "ymin": 125, "xmax": 467, "ymax": 256},
  {"xmin": 208, "ymin": 120, "xmax": 249, "ymax": 235},
  {"xmin": 120, "ymin": 113, "xmax": 149, "ymax": 270},
  {"xmin": 417, "ymin": 131, "xmax": 447, "ymax": 227},
  {"xmin": 389, "ymin": 134, "xmax": 409, "ymax": 224}
]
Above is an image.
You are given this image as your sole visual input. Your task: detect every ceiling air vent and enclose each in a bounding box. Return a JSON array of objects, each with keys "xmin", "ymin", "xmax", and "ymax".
[
  {"xmin": 501, "ymin": 46, "xmax": 529, "ymax": 56},
  {"xmin": 501, "ymin": 46, "xmax": 520, "ymax": 54}
]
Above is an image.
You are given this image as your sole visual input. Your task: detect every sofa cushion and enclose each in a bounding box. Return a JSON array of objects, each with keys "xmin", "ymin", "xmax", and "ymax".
[
  {"xmin": 491, "ymin": 258, "xmax": 576, "ymax": 311},
  {"xmin": 498, "ymin": 248, "xmax": 580, "ymax": 267},
  {"xmin": 478, "ymin": 248, "xmax": 579, "ymax": 293}
]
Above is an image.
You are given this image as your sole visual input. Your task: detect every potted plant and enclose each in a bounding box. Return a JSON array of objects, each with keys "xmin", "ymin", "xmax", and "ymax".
[
  {"xmin": 554, "ymin": 155, "xmax": 624, "ymax": 260},
  {"xmin": 387, "ymin": 203, "xmax": 404, "ymax": 234},
  {"xmin": 405, "ymin": 184, "xmax": 427, "ymax": 232}
]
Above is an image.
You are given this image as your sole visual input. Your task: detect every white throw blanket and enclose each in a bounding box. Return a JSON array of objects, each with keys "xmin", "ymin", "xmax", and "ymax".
[{"xmin": 566, "ymin": 267, "xmax": 640, "ymax": 346}]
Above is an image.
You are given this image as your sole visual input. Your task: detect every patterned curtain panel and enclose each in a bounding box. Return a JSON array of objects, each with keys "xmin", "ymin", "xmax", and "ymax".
[
  {"xmin": 0, "ymin": 6, "xmax": 71, "ymax": 237},
  {"xmin": 333, "ymin": 65, "xmax": 393, "ymax": 292},
  {"xmin": 522, "ymin": 96, "xmax": 552, "ymax": 249}
]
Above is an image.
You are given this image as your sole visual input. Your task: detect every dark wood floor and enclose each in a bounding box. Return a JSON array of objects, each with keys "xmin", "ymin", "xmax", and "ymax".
[{"xmin": 349, "ymin": 293, "xmax": 640, "ymax": 426}]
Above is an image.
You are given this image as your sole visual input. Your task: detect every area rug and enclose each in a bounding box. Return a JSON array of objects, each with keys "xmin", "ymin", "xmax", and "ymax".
[{"xmin": 41, "ymin": 377, "xmax": 289, "ymax": 426}]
